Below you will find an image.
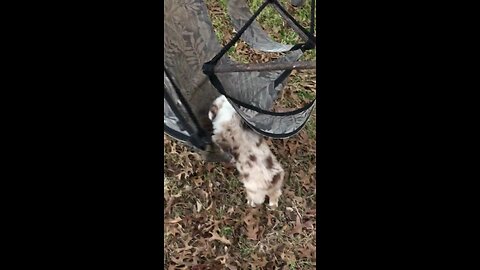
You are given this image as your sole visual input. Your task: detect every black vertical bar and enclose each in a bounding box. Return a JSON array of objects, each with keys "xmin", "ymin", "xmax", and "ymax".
[{"xmin": 310, "ymin": 0, "xmax": 315, "ymax": 35}]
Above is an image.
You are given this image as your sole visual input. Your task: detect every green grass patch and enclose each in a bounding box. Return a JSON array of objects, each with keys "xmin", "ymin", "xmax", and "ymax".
[
  {"xmin": 220, "ymin": 226, "xmax": 233, "ymax": 237},
  {"xmin": 297, "ymin": 89, "xmax": 315, "ymax": 101},
  {"xmin": 305, "ymin": 115, "xmax": 316, "ymax": 140},
  {"xmin": 238, "ymin": 237, "xmax": 255, "ymax": 257}
]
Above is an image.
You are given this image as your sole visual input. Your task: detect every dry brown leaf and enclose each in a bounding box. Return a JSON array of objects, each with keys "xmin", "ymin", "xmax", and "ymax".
[
  {"xmin": 207, "ymin": 230, "xmax": 231, "ymax": 245},
  {"xmin": 246, "ymin": 224, "xmax": 259, "ymax": 240},
  {"xmin": 165, "ymin": 223, "xmax": 181, "ymax": 237},
  {"xmin": 280, "ymin": 250, "xmax": 296, "ymax": 266},
  {"xmin": 166, "ymin": 217, "xmax": 182, "ymax": 224},
  {"xmin": 191, "ymin": 265, "xmax": 209, "ymax": 270},
  {"xmin": 215, "ymin": 255, "xmax": 227, "ymax": 264},
  {"xmin": 206, "ymin": 163, "xmax": 215, "ymax": 172},
  {"xmin": 249, "ymin": 254, "xmax": 268, "ymax": 268},
  {"xmin": 175, "ymin": 236, "xmax": 194, "ymax": 253},
  {"xmin": 298, "ymin": 130, "xmax": 308, "ymax": 141},
  {"xmin": 287, "ymin": 141, "xmax": 300, "ymax": 154},
  {"xmin": 193, "ymin": 176, "xmax": 204, "ymax": 187},
  {"xmin": 164, "ymin": 196, "xmax": 175, "ymax": 215},
  {"xmin": 303, "ymin": 220, "xmax": 315, "ymax": 230},
  {"xmin": 170, "ymin": 253, "xmax": 195, "ymax": 267},
  {"xmin": 290, "ymin": 215, "xmax": 303, "ymax": 235},
  {"xmin": 243, "ymin": 210, "xmax": 260, "ymax": 240},
  {"xmin": 298, "ymin": 244, "xmax": 316, "ymax": 259},
  {"xmin": 266, "ymin": 212, "xmax": 274, "ymax": 227},
  {"xmin": 172, "ymin": 191, "xmax": 182, "ymax": 198},
  {"xmin": 226, "ymin": 264, "xmax": 238, "ymax": 270}
]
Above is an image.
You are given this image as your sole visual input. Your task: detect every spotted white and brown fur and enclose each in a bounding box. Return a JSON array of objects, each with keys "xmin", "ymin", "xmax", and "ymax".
[{"xmin": 208, "ymin": 95, "xmax": 284, "ymax": 208}]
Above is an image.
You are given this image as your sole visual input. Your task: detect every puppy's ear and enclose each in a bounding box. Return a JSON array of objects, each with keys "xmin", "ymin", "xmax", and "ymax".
[{"xmin": 208, "ymin": 104, "xmax": 219, "ymax": 121}]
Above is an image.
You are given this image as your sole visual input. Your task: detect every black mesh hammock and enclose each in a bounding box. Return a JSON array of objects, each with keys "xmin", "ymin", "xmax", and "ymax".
[{"xmin": 164, "ymin": 0, "xmax": 316, "ymax": 162}]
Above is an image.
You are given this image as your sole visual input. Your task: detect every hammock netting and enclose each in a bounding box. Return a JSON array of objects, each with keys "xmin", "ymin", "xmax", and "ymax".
[{"xmin": 164, "ymin": 0, "xmax": 316, "ymax": 162}]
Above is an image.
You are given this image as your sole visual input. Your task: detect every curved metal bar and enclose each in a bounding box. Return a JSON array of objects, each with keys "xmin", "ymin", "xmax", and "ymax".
[
  {"xmin": 227, "ymin": 0, "xmax": 294, "ymax": 53},
  {"xmin": 271, "ymin": 2, "xmax": 309, "ymax": 42}
]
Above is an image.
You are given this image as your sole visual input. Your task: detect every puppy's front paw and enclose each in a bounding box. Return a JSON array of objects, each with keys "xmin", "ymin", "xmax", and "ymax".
[
  {"xmin": 268, "ymin": 201, "xmax": 278, "ymax": 210},
  {"xmin": 247, "ymin": 198, "xmax": 256, "ymax": 208}
]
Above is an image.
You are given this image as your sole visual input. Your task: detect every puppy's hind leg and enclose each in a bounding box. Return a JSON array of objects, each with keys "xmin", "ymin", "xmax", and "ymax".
[
  {"xmin": 267, "ymin": 170, "xmax": 284, "ymax": 209},
  {"xmin": 246, "ymin": 190, "xmax": 256, "ymax": 207},
  {"xmin": 268, "ymin": 188, "xmax": 282, "ymax": 209},
  {"xmin": 246, "ymin": 189, "xmax": 266, "ymax": 208}
]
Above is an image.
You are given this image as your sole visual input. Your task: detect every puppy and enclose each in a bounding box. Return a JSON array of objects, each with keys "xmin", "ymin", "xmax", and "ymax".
[{"xmin": 208, "ymin": 95, "xmax": 284, "ymax": 208}]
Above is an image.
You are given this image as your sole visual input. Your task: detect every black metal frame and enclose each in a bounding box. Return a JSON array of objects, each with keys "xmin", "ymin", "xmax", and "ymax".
[
  {"xmin": 214, "ymin": 60, "xmax": 315, "ymax": 73},
  {"xmin": 206, "ymin": 0, "xmax": 316, "ymax": 74}
]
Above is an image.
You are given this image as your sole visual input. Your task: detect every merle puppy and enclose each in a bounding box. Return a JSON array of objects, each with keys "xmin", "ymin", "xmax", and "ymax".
[{"xmin": 208, "ymin": 95, "xmax": 284, "ymax": 208}]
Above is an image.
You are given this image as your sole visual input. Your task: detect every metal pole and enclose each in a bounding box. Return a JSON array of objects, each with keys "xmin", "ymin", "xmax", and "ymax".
[
  {"xmin": 213, "ymin": 60, "xmax": 316, "ymax": 73},
  {"xmin": 271, "ymin": 2, "xmax": 310, "ymax": 42}
]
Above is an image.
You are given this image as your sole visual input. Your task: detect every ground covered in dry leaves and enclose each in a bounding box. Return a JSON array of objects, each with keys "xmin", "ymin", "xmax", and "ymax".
[{"xmin": 164, "ymin": 1, "xmax": 316, "ymax": 269}]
